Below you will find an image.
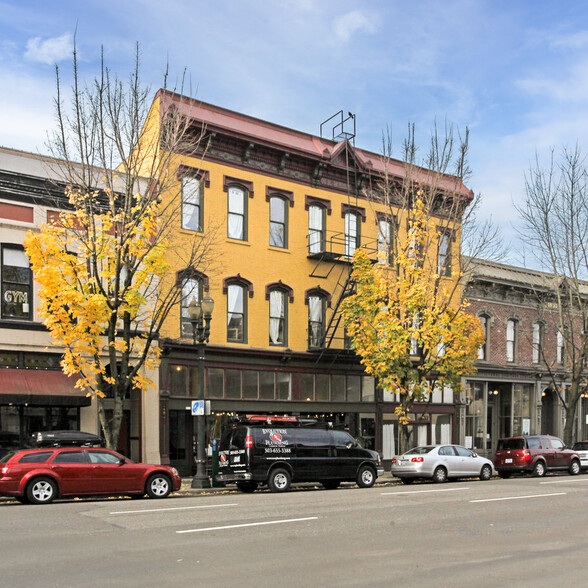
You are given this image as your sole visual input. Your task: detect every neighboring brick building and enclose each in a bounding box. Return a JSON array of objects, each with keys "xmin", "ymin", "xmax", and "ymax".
[{"xmin": 461, "ymin": 258, "xmax": 588, "ymax": 457}]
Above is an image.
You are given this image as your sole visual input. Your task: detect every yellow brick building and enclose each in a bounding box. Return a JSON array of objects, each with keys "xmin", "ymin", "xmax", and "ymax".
[{"xmin": 149, "ymin": 92, "xmax": 472, "ymax": 474}]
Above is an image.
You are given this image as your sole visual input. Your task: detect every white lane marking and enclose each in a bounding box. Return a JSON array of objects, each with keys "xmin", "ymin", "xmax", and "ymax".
[
  {"xmin": 176, "ymin": 516, "xmax": 318, "ymax": 534},
  {"xmin": 110, "ymin": 503, "xmax": 238, "ymax": 515},
  {"xmin": 540, "ymin": 478, "xmax": 588, "ymax": 484},
  {"xmin": 470, "ymin": 492, "xmax": 566, "ymax": 503},
  {"xmin": 381, "ymin": 487, "xmax": 470, "ymax": 495}
]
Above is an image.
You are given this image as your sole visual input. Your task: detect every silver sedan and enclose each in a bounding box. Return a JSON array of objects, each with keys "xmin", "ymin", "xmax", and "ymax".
[{"xmin": 391, "ymin": 444, "xmax": 494, "ymax": 484}]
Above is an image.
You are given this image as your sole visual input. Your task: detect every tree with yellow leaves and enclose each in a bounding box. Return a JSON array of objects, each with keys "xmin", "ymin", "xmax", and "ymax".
[
  {"xmin": 24, "ymin": 45, "xmax": 217, "ymax": 450},
  {"xmin": 342, "ymin": 125, "xmax": 490, "ymax": 453}
]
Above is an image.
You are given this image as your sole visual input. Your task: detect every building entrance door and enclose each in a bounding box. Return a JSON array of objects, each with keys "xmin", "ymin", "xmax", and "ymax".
[{"xmin": 541, "ymin": 388, "xmax": 555, "ymax": 435}]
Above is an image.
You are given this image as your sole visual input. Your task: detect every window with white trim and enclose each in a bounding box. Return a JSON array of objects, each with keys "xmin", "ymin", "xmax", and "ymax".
[
  {"xmin": 181, "ymin": 176, "xmax": 203, "ymax": 232},
  {"xmin": 1, "ymin": 246, "xmax": 32, "ymax": 320},
  {"xmin": 228, "ymin": 185, "xmax": 247, "ymax": 240}
]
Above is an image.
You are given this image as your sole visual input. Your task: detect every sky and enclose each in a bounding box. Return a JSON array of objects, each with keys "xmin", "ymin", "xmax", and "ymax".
[{"xmin": 1, "ymin": 0, "xmax": 588, "ymax": 265}]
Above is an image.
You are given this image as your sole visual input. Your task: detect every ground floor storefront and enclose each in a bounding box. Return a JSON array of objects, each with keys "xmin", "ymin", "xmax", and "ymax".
[
  {"xmin": 462, "ymin": 370, "xmax": 588, "ymax": 458},
  {"xmin": 158, "ymin": 341, "xmax": 460, "ymax": 475},
  {"xmin": 0, "ymin": 366, "xmax": 91, "ymax": 455}
]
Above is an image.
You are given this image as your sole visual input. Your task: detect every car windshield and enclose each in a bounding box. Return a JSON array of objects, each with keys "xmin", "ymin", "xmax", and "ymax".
[
  {"xmin": 497, "ymin": 438, "xmax": 525, "ymax": 450},
  {"xmin": 404, "ymin": 446, "xmax": 434, "ymax": 455},
  {"xmin": 573, "ymin": 442, "xmax": 588, "ymax": 450},
  {"xmin": 0, "ymin": 451, "xmax": 15, "ymax": 463}
]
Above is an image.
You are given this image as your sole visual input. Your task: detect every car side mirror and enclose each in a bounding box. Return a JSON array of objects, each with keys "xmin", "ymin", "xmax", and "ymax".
[
  {"xmin": 472, "ymin": 452, "xmax": 478, "ymax": 458},
  {"xmin": 118, "ymin": 457, "xmax": 126, "ymax": 465},
  {"xmin": 346, "ymin": 442, "xmax": 355, "ymax": 449}
]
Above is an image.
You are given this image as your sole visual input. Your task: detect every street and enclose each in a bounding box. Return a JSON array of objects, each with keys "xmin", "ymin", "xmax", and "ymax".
[{"xmin": 1, "ymin": 475, "xmax": 587, "ymax": 587}]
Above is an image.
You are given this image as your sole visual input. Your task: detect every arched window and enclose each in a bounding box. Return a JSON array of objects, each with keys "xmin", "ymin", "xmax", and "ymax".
[
  {"xmin": 437, "ymin": 230, "xmax": 452, "ymax": 276},
  {"xmin": 377, "ymin": 216, "xmax": 393, "ymax": 265},
  {"xmin": 478, "ymin": 314, "xmax": 490, "ymax": 360},
  {"xmin": 308, "ymin": 293, "xmax": 326, "ymax": 348},
  {"xmin": 269, "ymin": 289, "xmax": 287, "ymax": 346},
  {"xmin": 178, "ymin": 269, "xmax": 208, "ymax": 338},
  {"xmin": 308, "ymin": 204, "xmax": 326, "ymax": 254},
  {"xmin": 557, "ymin": 329, "xmax": 565, "ymax": 364},
  {"xmin": 532, "ymin": 322, "xmax": 544, "ymax": 364},
  {"xmin": 506, "ymin": 319, "xmax": 517, "ymax": 363},
  {"xmin": 181, "ymin": 176, "xmax": 203, "ymax": 232},
  {"xmin": 227, "ymin": 185, "xmax": 248, "ymax": 240},
  {"xmin": 269, "ymin": 195, "xmax": 288, "ymax": 248},
  {"xmin": 224, "ymin": 276, "xmax": 253, "ymax": 343},
  {"xmin": 344, "ymin": 211, "xmax": 361, "ymax": 258}
]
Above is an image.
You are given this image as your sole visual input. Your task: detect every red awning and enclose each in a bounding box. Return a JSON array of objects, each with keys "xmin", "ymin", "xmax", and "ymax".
[{"xmin": 0, "ymin": 369, "xmax": 90, "ymax": 406}]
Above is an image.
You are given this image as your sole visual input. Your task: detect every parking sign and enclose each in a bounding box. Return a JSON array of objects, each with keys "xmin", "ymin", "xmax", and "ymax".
[{"xmin": 191, "ymin": 400, "xmax": 205, "ymax": 416}]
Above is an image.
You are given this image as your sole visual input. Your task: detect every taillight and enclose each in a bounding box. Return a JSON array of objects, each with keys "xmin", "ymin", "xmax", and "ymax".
[
  {"xmin": 522, "ymin": 450, "xmax": 531, "ymax": 461},
  {"xmin": 391, "ymin": 458, "xmax": 397, "ymax": 464},
  {"xmin": 1, "ymin": 467, "xmax": 8, "ymax": 475},
  {"xmin": 245, "ymin": 435, "xmax": 253, "ymax": 448},
  {"xmin": 411, "ymin": 457, "xmax": 424, "ymax": 463}
]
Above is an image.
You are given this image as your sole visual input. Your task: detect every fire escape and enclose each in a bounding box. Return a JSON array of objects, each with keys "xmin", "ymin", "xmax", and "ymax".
[{"xmin": 307, "ymin": 112, "xmax": 378, "ymax": 363}]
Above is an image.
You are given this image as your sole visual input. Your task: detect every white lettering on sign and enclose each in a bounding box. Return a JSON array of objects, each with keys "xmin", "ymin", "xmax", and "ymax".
[{"xmin": 4, "ymin": 291, "xmax": 28, "ymax": 304}]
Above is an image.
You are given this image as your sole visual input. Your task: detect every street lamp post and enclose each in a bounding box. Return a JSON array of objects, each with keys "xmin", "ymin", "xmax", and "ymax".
[{"xmin": 188, "ymin": 295, "xmax": 215, "ymax": 489}]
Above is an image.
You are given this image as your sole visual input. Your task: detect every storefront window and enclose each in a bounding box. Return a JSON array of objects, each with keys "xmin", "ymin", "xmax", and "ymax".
[
  {"xmin": 465, "ymin": 382, "xmax": 485, "ymax": 450},
  {"xmin": 347, "ymin": 376, "xmax": 361, "ymax": 402},
  {"xmin": 277, "ymin": 373, "xmax": 291, "ymax": 400},
  {"xmin": 316, "ymin": 374, "xmax": 330, "ymax": 401},
  {"xmin": 433, "ymin": 414, "xmax": 452, "ymax": 444},
  {"xmin": 225, "ymin": 370, "xmax": 242, "ymax": 398},
  {"xmin": 512, "ymin": 383, "xmax": 532, "ymax": 435},
  {"xmin": 207, "ymin": 368, "xmax": 224, "ymax": 399},
  {"xmin": 331, "ymin": 375, "xmax": 345, "ymax": 401},
  {"xmin": 300, "ymin": 373, "xmax": 314, "ymax": 401},
  {"xmin": 170, "ymin": 366, "xmax": 188, "ymax": 396},
  {"xmin": 260, "ymin": 372, "xmax": 275, "ymax": 400},
  {"xmin": 243, "ymin": 371, "xmax": 258, "ymax": 399}
]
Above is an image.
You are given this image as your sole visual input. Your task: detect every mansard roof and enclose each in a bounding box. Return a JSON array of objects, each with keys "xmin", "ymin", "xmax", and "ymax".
[{"xmin": 155, "ymin": 90, "xmax": 474, "ymax": 201}]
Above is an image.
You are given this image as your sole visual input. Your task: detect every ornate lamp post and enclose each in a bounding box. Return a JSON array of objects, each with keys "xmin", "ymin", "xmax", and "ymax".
[{"xmin": 188, "ymin": 295, "xmax": 214, "ymax": 489}]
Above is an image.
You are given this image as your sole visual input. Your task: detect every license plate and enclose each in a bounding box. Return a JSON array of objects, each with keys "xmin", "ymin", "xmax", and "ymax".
[
  {"xmin": 400, "ymin": 460, "xmax": 408, "ymax": 465},
  {"xmin": 505, "ymin": 458, "xmax": 512, "ymax": 463}
]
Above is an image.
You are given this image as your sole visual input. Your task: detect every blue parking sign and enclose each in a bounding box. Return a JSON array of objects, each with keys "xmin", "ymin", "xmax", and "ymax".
[{"xmin": 191, "ymin": 400, "xmax": 204, "ymax": 416}]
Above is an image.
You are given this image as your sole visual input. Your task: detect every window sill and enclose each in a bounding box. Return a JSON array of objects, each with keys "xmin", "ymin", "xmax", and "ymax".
[
  {"xmin": 268, "ymin": 246, "xmax": 290, "ymax": 253},
  {"xmin": 226, "ymin": 239, "xmax": 251, "ymax": 246}
]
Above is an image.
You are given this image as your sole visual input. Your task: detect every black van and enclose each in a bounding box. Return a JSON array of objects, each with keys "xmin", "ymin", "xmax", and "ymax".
[{"xmin": 216, "ymin": 415, "xmax": 384, "ymax": 493}]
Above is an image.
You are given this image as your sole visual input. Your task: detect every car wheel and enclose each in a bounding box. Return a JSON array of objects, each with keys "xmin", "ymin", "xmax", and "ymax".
[
  {"xmin": 532, "ymin": 461, "xmax": 546, "ymax": 477},
  {"xmin": 27, "ymin": 477, "xmax": 57, "ymax": 505},
  {"xmin": 321, "ymin": 480, "xmax": 341, "ymax": 490},
  {"xmin": 400, "ymin": 478, "xmax": 414, "ymax": 485},
  {"xmin": 236, "ymin": 481, "xmax": 258, "ymax": 493},
  {"xmin": 146, "ymin": 474, "xmax": 172, "ymax": 499},
  {"xmin": 357, "ymin": 465, "xmax": 376, "ymax": 488},
  {"xmin": 480, "ymin": 465, "xmax": 492, "ymax": 481},
  {"xmin": 498, "ymin": 472, "xmax": 511, "ymax": 479},
  {"xmin": 569, "ymin": 459, "xmax": 581, "ymax": 476},
  {"xmin": 433, "ymin": 466, "xmax": 448, "ymax": 483},
  {"xmin": 268, "ymin": 468, "xmax": 291, "ymax": 493}
]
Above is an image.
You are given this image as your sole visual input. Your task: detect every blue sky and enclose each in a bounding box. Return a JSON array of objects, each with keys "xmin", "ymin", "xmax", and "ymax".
[{"xmin": 1, "ymin": 0, "xmax": 588, "ymax": 263}]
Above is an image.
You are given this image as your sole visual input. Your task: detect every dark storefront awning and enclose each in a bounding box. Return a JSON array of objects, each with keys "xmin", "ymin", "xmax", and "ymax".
[{"xmin": 0, "ymin": 369, "xmax": 91, "ymax": 407}]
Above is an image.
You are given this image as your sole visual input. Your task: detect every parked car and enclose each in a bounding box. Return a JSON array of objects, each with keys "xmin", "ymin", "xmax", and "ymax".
[
  {"xmin": 0, "ymin": 447, "xmax": 181, "ymax": 504},
  {"xmin": 390, "ymin": 444, "xmax": 494, "ymax": 483},
  {"xmin": 216, "ymin": 414, "xmax": 384, "ymax": 492},
  {"xmin": 493, "ymin": 435, "xmax": 581, "ymax": 478},
  {"xmin": 572, "ymin": 441, "xmax": 588, "ymax": 470}
]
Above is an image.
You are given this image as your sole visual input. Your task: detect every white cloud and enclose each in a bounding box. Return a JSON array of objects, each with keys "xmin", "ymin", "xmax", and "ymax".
[
  {"xmin": 24, "ymin": 33, "xmax": 73, "ymax": 65},
  {"xmin": 333, "ymin": 10, "xmax": 376, "ymax": 43}
]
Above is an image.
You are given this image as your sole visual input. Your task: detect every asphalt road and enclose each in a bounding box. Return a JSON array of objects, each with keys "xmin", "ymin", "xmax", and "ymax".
[{"xmin": 1, "ymin": 474, "xmax": 588, "ymax": 587}]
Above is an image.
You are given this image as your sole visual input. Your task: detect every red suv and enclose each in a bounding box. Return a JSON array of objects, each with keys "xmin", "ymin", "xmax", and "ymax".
[
  {"xmin": 0, "ymin": 447, "xmax": 181, "ymax": 504},
  {"xmin": 494, "ymin": 435, "xmax": 581, "ymax": 478}
]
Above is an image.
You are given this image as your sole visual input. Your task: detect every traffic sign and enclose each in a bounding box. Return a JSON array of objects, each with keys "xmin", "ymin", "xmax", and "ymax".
[{"xmin": 191, "ymin": 400, "xmax": 205, "ymax": 416}]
